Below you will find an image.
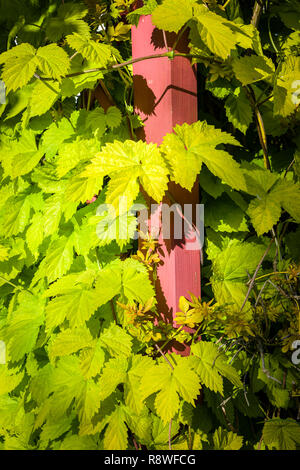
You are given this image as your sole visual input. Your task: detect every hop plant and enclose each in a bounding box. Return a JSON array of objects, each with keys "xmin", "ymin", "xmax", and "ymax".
[
  {"xmin": 0, "ymin": 244, "xmax": 9, "ymax": 262},
  {"xmin": 175, "ymin": 293, "xmax": 217, "ymax": 328}
]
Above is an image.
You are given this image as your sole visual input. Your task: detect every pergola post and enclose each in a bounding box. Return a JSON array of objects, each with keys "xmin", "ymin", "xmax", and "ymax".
[{"xmin": 132, "ymin": 15, "xmax": 201, "ymax": 354}]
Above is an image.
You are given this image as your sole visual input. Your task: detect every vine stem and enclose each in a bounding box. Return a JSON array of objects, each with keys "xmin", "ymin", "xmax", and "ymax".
[
  {"xmin": 244, "ymin": 85, "xmax": 271, "ymax": 170},
  {"xmin": 240, "ymin": 239, "xmax": 274, "ymax": 312},
  {"xmin": 252, "ymin": 270, "xmax": 289, "ymax": 283},
  {"xmin": 110, "ymin": 299, "xmax": 118, "ymax": 324},
  {"xmin": 251, "ymin": 1, "xmax": 263, "ymax": 27},
  {"xmin": 39, "ymin": 52, "xmax": 222, "ymax": 81},
  {"xmin": 223, "ymin": 0, "xmax": 232, "ymax": 8},
  {"xmin": 154, "ymin": 344, "xmax": 174, "ymax": 451},
  {"xmin": 154, "ymin": 343, "xmax": 174, "ymax": 370},
  {"xmin": 0, "ymin": 275, "xmax": 33, "ymax": 295},
  {"xmin": 168, "ymin": 419, "xmax": 172, "ymax": 451}
]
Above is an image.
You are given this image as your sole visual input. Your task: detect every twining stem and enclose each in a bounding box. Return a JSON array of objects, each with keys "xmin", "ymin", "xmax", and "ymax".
[
  {"xmin": 240, "ymin": 239, "xmax": 274, "ymax": 312},
  {"xmin": 154, "ymin": 343, "xmax": 174, "ymax": 370},
  {"xmin": 154, "ymin": 343, "xmax": 174, "ymax": 450},
  {"xmin": 110, "ymin": 299, "xmax": 118, "ymax": 324},
  {"xmin": 0, "ymin": 275, "xmax": 33, "ymax": 295},
  {"xmin": 245, "ymin": 85, "xmax": 271, "ymax": 170},
  {"xmin": 268, "ymin": 15, "xmax": 279, "ymax": 54},
  {"xmin": 171, "ymin": 25, "xmax": 188, "ymax": 52},
  {"xmin": 87, "ymin": 89, "xmax": 92, "ymax": 111},
  {"xmin": 251, "ymin": 1, "xmax": 263, "ymax": 28},
  {"xmin": 159, "ymin": 325, "xmax": 184, "ymax": 351},
  {"xmin": 257, "ymin": 339, "xmax": 282, "ymax": 385},
  {"xmin": 162, "ymin": 30, "xmax": 169, "ymax": 52},
  {"xmin": 223, "ymin": 0, "xmax": 232, "ymax": 8},
  {"xmin": 39, "ymin": 51, "xmax": 222, "ymax": 81},
  {"xmin": 252, "ymin": 271, "xmax": 292, "ymax": 283},
  {"xmin": 168, "ymin": 419, "xmax": 172, "ymax": 451}
]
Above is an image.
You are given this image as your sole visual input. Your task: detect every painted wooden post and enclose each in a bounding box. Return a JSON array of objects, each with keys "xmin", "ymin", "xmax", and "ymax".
[{"xmin": 132, "ymin": 15, "xmax": 201, "ymax": 354}]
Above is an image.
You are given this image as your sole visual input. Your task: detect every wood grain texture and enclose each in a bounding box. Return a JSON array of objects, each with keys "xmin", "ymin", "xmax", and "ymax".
[{"xmin": 132, "ymin": 16, "xmax": 201, "ymax": 355}]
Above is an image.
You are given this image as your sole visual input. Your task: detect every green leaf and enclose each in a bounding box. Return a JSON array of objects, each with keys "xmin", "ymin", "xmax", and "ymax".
[
  {"xmin": 83, "ymin": 140, "xmax": 168, "ymax": 213},
  {"xmin": 27, "ymin": 79, "xmax": 61, "ymax": 118},
  {"xmin": 56, "ymin": 138, "xmax": 99, "ymax": 178},
  {"xmin": 263, "ymin": 418, "xmax": 300, "ymax": 450},
  {"xmin": 32, "ymin": 235, "xmax": 74, "ymax": 285},
  {"xmin": 0, "ymin": 367, "xmax": 24, "ymax": 396},
  {"xmin": 161, "ymin": 121, "xmax": 245, "ymax": 192},
  {"xmin": 0, "ymin": 192, "xmax": 32, "ymax": 237},
  {"xmin": 26, "ymin": 213, "xmax": 45, "ymax": 255},
  {"xmin": 273, "ymin": 57, "xmax": 300, "ymax": 117},
  {"xmin": 121, "ymin": 259, "xmax": 155, "ymax": 304},
  {"xmin": 94, "ymin": 258, "xmax": 155, "ymax": 306},
  {"xmin": 124, "ymin": 356, "xmax": 154, "ymax": 414},
  {"xmin": 271, "ymin": 179, "xmax": 300, "ymax": 222},
  {"xmin": 98, "ymin": 357, "xmax": 128, "ymax": 401},
  {"xmin": 205, "ymin": 195, "xmax": 248, "ymax": 233},
  {"xmin": 41, "ymin": 118, "xmax": 75, "ymax": 159},
  {"xmin": 7, "ymin": 130, "xmax": 43, "ymax": 178},
  {"xmin": 106, "ymin": 106, "xmax": 122, "ymax": 129},
  {"xmin": 151, "ymin": 0, "xmax": 195, "ymax": 33},
  {"xmin": 4, "ymin": 84, "xmax": 33, "ymax": 120},
  {"xmin": 46, "ymin": 356, "xmax": 86, "ymax": 419},
  {"xmin": 80, "ymin": 342, "xmax": 106, "ymax": 379},
  {"xmin": 66, "ymin": 33, "xmax": 112, "ymax": 67},
  {"xmin": 195, "ymin": 7, "xmax": 237, "ymax": 59},
  {"xmin": 77, "ymin": 379, "xmax": 102, "ymax": 427},
  {"xmin": 0, "ymin": 43, "xmax": 37, "ymax": 92},
  {"xmin": 211, "ymin": 240, "xmax": 266, "ymax": 307},
  {"xmin": 65, "ymin": 173, "xmax": 103, "ymax": 204},
  {"xmin": 40, "ymin": 415, "xmax": 73, "ymax": 444},
  {"xmin": 5, "ymin": 293, "xmax": 45, "ymax": 362},
  {"xmin": 232, "ymin": 55, "xmax": 275, "ymax": 86},
  {"xmin": 140, "ymin": 357, "xmax": 200, "ymax": 423},
  {"xmin": 190, "ymin": 342, "xmax": 242, "ymax": 395},
  {"xmin": 60, "ymin": 435, "xmax": 98, "ymax": 450},
  {"xmin": 213, "ymin": 427, "xmax": 243, "ymax": 450},
  {"xmin": 103, "ymin": 405, "xmax": 128, "ymax": 450},
  {"xmin": 48, "ymin": 327, "xmax": 94, "ymax": 361},
  {"xmin": 225, "ymin": 87, "xmax": 253, "ymax": 134},
  {"xmin": 0, "ymin": 395, "xmax": 20, "ymax": 431},
  {"xmin": 99, "ymin": 324, "xmax": 132, "ymax": 358},
  {"xmin": 45, "ymin": 3, "xmax": 90, "ymax": 42},
  {"xmin": 36, "ymin": 44, "xmax": 70, "ymax": 80},
  {"xmin": 45, "ymin": 287, "xmax": 100, "ymax": 330},
  {"xmin": 247, "ymin": 194, "xmax": 281, "ymax": 236}
]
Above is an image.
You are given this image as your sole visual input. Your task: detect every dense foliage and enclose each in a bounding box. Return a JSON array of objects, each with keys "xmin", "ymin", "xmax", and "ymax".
[{"xmin": 0, "ymin": 0, "xmax": 300, "ymax": 450}]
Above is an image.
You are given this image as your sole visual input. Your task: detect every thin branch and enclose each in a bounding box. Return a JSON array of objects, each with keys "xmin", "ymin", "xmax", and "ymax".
[
  {"xmin": 172, "ymin": 25, "xmax": 188, "ymax": 52},
  {"xmin": 162, "ymin": 30, "xmax": 169, "ymax": 52},
  {"xmin": 168, "ymin": 419, "xmax": 172, "ymax": 451},
  {"xmin": 284, "ymin": 159, "xmax": 295, "ymax": 178},
  {"xmin": 0, "ymin": 275, "xmax": 34, "ymax": 295},
  {"xmin": 154, "ymin": 344, "xmax": 174, "ymax": 370},
  {"xmin": 244, "ymin": 85, "xmax": 271, "ymax": 170},
  {"xmin": 229, "ymin": 345, "xmax": 245, "ymax": 364},
  {"xmin": 240, "ymin": 239, "xmax": 274, "ymax": 312},
  {"xmin": 257, "ymin": 340, "xmax": 282, "ymax": 385},
  {"xmin": 251, "ymin": 1, "xmax": 263, "ymax": 28},
  {"xmin": 110, "ymin": 299, "xmax": 118, "ymax": 324},
  {"xmin": 38, "ymin": 51, "xmax": 222, "ymax": 81}
]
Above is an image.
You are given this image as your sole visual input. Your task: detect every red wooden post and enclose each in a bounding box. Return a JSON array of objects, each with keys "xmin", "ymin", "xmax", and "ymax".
[{"xmin": 132, "ymin": 16, "xmax": 201, "ymax": 354}]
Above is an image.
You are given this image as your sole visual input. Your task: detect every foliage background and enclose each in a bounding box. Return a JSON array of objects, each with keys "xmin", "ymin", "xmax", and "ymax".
[{"xmin": 0, "ymin": 0, "xmax": 300, "ymax": 450}]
